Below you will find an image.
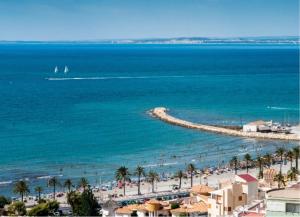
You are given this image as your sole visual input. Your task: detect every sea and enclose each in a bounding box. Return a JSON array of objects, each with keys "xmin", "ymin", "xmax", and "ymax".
[{"xmin": 0, "ymin": 43, "xmax": 299, "ymax": 196}]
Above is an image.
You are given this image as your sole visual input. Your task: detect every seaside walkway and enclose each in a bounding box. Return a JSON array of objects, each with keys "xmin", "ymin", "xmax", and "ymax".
[{"xmin": 150, "ymin": 107, "xmax": 300, "ymax": 141}]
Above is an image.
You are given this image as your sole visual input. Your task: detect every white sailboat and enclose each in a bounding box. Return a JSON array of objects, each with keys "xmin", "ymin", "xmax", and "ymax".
[
  {"xmin": 64, "ymin": 66, "xmax": 69, "ymax": 74},
  {"xmin": 54, "ymin": 66, "xmax": 58, "ymax": 73}
]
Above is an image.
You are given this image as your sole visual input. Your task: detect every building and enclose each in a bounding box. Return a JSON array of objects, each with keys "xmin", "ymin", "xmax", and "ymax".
[
  {"xmin": 235, "ymin": 174, "xmax": 258, "ymax": 203},
  {"xmin": 190, "ymin": 184, "xmax": 214, "ymax": 203},
  {"xmin": 114, "ymin": 199, "xmax": 171, "ymax": 217},
  {"xmin": 171, "ymin": 201, "xmax": 208, "ymax": 217},
  {"xmin": 243, "ymin": 120, "xmax": 272, "ymax": 132},
  {"xmin": 101, "ymin": 199, "xmax": 119, "ymax": 217},
  {"xmin": 208, "ymin": 182, "xmax": 247, "ymax": 217},
  {"xmin": 266, "ymin": 186, "xmax": 300, "ymax": 216},
  {"xmin": 207, "ymin": 174, "xmax": 258, "ymax": 217}
]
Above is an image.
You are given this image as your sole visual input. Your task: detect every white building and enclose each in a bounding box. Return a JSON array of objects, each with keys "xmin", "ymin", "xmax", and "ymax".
[
  {"xmin": 235, "ymin": 174, "xmax": 258, "ymax": 203},
  {"xmin": 266, "ymin": 187, "xmax": 300, "ymax": 216},
  {"xmin": 243, "ymin": 120, "xmax": 270, "ymax": 132}
]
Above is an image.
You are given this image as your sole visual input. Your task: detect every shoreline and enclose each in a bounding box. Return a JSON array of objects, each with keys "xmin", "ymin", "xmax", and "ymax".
[{"xmin": 150, "ymin": 107, "xmax": 300, "ymax": 141}]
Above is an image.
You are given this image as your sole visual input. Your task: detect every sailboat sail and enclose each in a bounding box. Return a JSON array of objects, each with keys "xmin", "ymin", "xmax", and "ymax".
[
  {"xmin": 64, "ymin": 66, "xmax": 69, "ymax": 74},
  {"xmin": 54, "ymin": 66, "xmax": 58, "ymax": 73}
]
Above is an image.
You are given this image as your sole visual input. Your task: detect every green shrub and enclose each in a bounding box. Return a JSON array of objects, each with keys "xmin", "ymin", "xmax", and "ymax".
[{"xmin": 0, "ymin": 195, "xmax": 11, "ymax": 208}]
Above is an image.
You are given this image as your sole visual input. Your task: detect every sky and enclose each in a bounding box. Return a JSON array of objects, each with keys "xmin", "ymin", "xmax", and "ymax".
[{"xmin": 0, "ymin": 0, "xmax": 299, "ymax": 41}]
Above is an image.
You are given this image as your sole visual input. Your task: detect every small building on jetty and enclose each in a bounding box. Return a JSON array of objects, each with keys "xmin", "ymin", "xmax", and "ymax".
[{"xmin": 243, "ymin": 120, "xmax": 271, "ymax": 132}]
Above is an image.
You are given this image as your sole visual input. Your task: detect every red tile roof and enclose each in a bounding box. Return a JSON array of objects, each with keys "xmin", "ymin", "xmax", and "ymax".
[{"xmin": 238, "ymin": 174, "xmax": 258, "ymax": 182}]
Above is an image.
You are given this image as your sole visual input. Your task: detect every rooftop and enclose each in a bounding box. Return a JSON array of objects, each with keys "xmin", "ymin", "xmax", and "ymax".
[
  {"xmin": 237, "ymin": 174, "xmax": 258, "ymax": 183},
  {"xmin": 267, "ymin": 188, "xmax": 300, "ymax": 200}
]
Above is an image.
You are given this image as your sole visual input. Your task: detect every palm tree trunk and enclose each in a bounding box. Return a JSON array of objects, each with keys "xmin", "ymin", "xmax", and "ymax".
[
  {"xmin": 38, "ymin": 192, "xmax": 41, "ymax": 201},
  {"xmin": 290, "ymin": 160, "xmax": 293, "ymax": 170},
  {"xmin": 246, "ymin": 160, "xmax": 249, "ymax": 173},
  {"xmin": 235, "ymin": 163, "xmax": 237, "ymax": 175},
  {"xmin": 296, "ymin": 155, "xmax": 298, "ymax": 170},
  {"xmin": 123, "ymin": 178, "xmax": 126, "ymax": 196},
  {"xmin": 280, "ymin": 156, "xmax": 283, "ymax": 174},
  {"xmin": 179, "ymin": 177, "xmax": 182, "ymax": 189},
  {"xmin": 138, "ymin": 175, "xmax": 141, "ymax": 195},
  {"xmin": 152, "ymin": 182, "xmax": 154, "ymax": 193},
  {"xmin": 21, "ymin": 193, "xmax": 24, "ymax": 202},
  {"xmin": 190, "ymin": 174, "xmax": 193, "ymax": 187},
  {"xmin": 53, "ymin": 184, "xmax": 56, "ymax": 200}
]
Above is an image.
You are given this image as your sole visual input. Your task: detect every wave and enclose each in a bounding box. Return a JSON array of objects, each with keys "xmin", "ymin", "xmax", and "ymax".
[
  {"xmin": 0, "ymin": 181, "xmax": 13, "ymax": 185},
  {"xmin": 267, "ymin": 106, "xmax": 299, "ymax": 111},
  {"xmin": 46, "ymin": 75, "xmax": 185, "ymax": 81},
  {"xmin": 36, "ymin": 174, "xmax": 63, "ymax": 179},
  {"xmin": 143, "ymin": 162, "xmax": 178, "ymax": 168}
]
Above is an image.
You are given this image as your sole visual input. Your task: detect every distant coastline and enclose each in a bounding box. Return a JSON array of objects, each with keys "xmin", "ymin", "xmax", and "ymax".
[{"xmin": 0, "ymin": 36, "xmax": 299, "ymax": 44}]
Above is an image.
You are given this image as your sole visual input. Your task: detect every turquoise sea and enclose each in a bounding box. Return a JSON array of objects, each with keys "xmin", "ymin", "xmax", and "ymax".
[{"xmin": 0, "ymin": 44, "xmax": 299, "ymax": 196}]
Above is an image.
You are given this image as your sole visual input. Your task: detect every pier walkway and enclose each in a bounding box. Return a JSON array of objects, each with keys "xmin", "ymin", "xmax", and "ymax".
[{"xmin": 150, "ymin": 107, "xmax": 300, "ymax": 141}]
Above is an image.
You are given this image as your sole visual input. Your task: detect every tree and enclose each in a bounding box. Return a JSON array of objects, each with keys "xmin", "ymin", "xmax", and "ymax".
[
  {"xmin": 28, "ymin": 200, "xmax": 59, "ymax": 216},
  {"xmin": 230, "ymin": 156, "xmax": 239, "ymax": 175},
  {"xmin": 286, "ymin": 150, "xmax": 294, "ymax": 170},
  {"xmin": 293, "ymin": 146, "xmax": 299, "ymax": 171},
  {"xmin": 175, "ymin": 170, "xmax": 184, "ymax": 189},
  {"xmin": 67, "ymin": 189, "xmax": 100, "ymax": 216},
  {"xmin": 273, "ymin": 172, "xmax": 285, "ymax": 188},
  {"xmin": 64, "ymin": 179, "xmax": 73, "ymax": 193},
  {"xmin": 115, "ymin": 166, "xmax": 130, "ymax": 196},
  {"xmin": 287, "ymin": 167, "xmax": 298, "ymax": 181},
  {"xmin": 8, "ymin": 201, "xmax": 26, "ymax": 216},
  {"xmin": 34, "ymin": 186, "xmax": 43, "ymax": 202},
  {"xmin": 276, "ymin": 147, "xmax": 286, "ymax": 174},
  {"xmin": 13, "ymin": 181, "xmax": 29, "ymax": 202},
  {"xmin": 186, "ymin": 163, "xmax": 196, "ymax": 187},
  {"xmin": 0, "ymin": 195, "xmax": 11, "ymax": 208},
  {"xmin": 244, "ymin": 153, "xmax": 252, "ymax": 173},
  {"xmin": 78, "ymin": 177, "xmax": 89, "ymax": 190},
  {"xmin": 147, "ymin": 171, "xmax": 159, "ymax": 193},
  {"xmin": 48, "ymin": 177, "xmax": 60, "ymax": 200},
  {"xmin": 134, "ymin": 166, "xmax": 145, "ymax": 195},
  {"xmin": 79, "ymin": 188, "xmax": 100, "ymax": 216},
  {"xmin": 263, "ymin": 153, "xmax": 272, "ymax": 168},
  {"xmin": 256, "ymin": 156, "xmax": 264, "ymax": 179}
]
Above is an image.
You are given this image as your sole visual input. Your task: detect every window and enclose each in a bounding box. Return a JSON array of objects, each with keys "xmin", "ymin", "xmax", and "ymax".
[
  {"xmin": 286, "ymin": 203, "xmax": 300, "ymax": 213},
  {"xmin": 228, "ymin": 207, "xmax": 231, "ymax": 212},
  {"xmin": 239, "ymin": 196, "xmax": 243, "ymax": 201}
]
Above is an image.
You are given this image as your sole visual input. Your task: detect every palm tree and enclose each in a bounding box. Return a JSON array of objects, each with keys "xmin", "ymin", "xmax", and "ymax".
[
  {"xmin": 256, "ymin": 156, "xmax": 264, "ymax": 179},
  {"xmin": 48, "ymin": 177, "xmax": 60, "ymax": 200},
  {"xmin": 244, "ymin": 153, "xmax": 252, "ymax": 173},
  {"xmin": 263, "ymin": 153, "xmax": 272, "ymax": 168},
  {"xmin": 276, "ymin": 147, "xmax": 286, "ymax": 173},
  {"xmin": 134, "ymin": 166, "xmax": 145, "ymax": 195},
  {"xmin": 286, "ymin": 150, "xmax": 294, "ymax": 170},
  {"xmin": 175, "ymin": 170, "xmax": 184, "ymax": 189},
  {"xmin": 147, "ymin": 171, "xmax": 159, "ymax": 193},
  {"xmin": 287, "ymin": 167, "xmax": 298, "ymax": 181},
  {"xmin": 230, "ymin": 156, "xmax": 239, "ymax": 175},
  {"xmin": 115, "ymin": 166, "xmax": 130, "ymax": 196},
  {"xmin": 293, "ymin": 146, "xmax": 299, "ymax": 171},
  {"xmin": 186, "ymin": 163, "xmax": 196, "ymax": 187},
  {"xmin": 78, "ymin": 177, "xmax": 89, "ymax": 190},
  {"xmin": 64, "ymin": 179, "xmax": 73, "ymax": 193},
  {"xmin": 35, "ymin": 186, "xmax": 43, "ymax": 201},
  {"xmin": 273, "ymin": 172, "xmax": 285, "ymax": 188},
  {"xmin": 13, "ymin": 181, "xmax": 29, "ymax": 202}
]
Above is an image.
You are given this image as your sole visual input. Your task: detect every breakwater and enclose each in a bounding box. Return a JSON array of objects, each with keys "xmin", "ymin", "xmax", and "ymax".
[{"xmin": 150, "ymin": 107, "xmax": 300, "ymax": 141}]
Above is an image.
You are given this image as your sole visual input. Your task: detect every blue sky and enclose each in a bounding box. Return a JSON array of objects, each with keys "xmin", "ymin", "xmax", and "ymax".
[{"xmin": 0, "ymin": 0, "xmax": 298, "ymax": 41}]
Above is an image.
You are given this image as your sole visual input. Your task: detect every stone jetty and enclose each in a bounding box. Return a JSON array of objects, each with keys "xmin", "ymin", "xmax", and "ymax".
[{"xmin": 150, "ymin": 107, "xmax": 300, "ymax": 141}]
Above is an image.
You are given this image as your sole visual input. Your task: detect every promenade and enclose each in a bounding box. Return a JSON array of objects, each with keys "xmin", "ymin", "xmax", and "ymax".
[{"xmin": 150, "ymin": 107, "xmax": 300, "ymax": 141}]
